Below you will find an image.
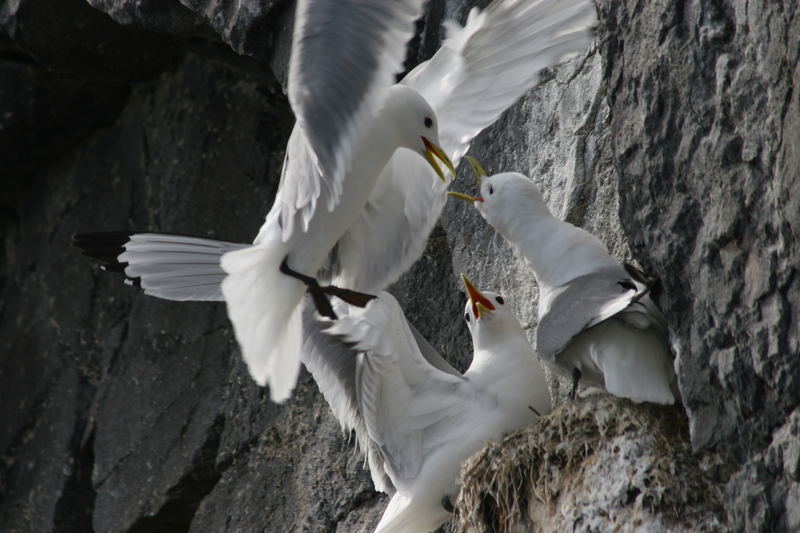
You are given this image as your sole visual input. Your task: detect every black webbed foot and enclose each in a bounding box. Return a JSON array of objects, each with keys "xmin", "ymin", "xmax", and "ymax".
[
  {"xmin": 280, "ymin": 257, "xmax": 377, "ymax": 319},
  {"xmin": 320, "ymin": 285, "xmax": 377, "ymax": 308}
]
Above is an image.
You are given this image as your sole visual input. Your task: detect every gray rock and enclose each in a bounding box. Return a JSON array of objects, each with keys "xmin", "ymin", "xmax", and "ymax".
[{"xmin": 0, "ymin": 0, "xmax": 797, "ymax": 532}]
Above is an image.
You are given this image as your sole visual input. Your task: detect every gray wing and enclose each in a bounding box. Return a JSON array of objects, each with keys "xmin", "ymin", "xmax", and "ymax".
[
  {"xmin": 403, "ymin": 0, "xmax": 597, "ymax": 161},
  {"xmin": 408, "ymin": 322, "xmax": 461, "ymax": 376},
  {"xmin": 301, "ymin": 295, "xmax": 459, "ymax": 494},
  {"xmin": 300, "ymin": 297, "xmax": 395, "ymax": 494},
  {"xmin": 325, "ymin": 0, "xmax": 598, "ymax": 292},
  {"xmin": 288, "ymin": 0, "xmax": 426, "ymax": 203},
  {"xmin": 325, "ymin": 148, "xmax": 449, "ymax": 293},
  {"xmin": 324, "ymin": 292, "xmax": 470, "ymax": 491},
  {"xmin": 536, "ymin": 266, "xmax": 657, "ymax": 362}
]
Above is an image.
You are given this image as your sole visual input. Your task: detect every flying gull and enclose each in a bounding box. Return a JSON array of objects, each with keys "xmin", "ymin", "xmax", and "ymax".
[
  {"xmin": 449, "ymin": 164, "xmax": 676, "ymax": 404},
  {"xmin": 74, "ymin": 0, "xmax": 598, "ymax": 403},
  {"xmin": 313, "ymin": 276, "xmax": 551, "ymax": 533}
]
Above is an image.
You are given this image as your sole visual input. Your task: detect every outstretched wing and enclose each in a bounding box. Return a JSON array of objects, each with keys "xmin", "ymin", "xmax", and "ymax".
[
  {"xmin": 325, "ymin": 0, "xmax": 597, "ymax": 291},
  {"xmin": 302, "ymin": 295, "xmax": 461, "ymax": 493},
  {"xmin": 324, "ymin": 292, "xmax": 471, "ymax": 490},
  {"xmin": 325, "ymin": 148, "xmax": 449, "ymax": 292},
  {"xmin": 404, "ymin": 0, "xmax": 597, "ymax": 161},
  {"xmin": 282, "ymin": 0, "xmax": 427, "ymax": 233},
  {"xmin": 536, "ymin": 266, "xmax": 664, "ymax": 362}
]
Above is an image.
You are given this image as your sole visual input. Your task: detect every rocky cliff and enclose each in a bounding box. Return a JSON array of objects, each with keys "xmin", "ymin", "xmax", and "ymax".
[{"xmin": 0, "ymin": 1, "xmax": 797, "ymax": 532}]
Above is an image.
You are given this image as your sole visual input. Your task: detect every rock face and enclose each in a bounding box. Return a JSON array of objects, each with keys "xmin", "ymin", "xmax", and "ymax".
[
  {"xmin": 0, "ymin": 2, "xmax": 797, "ymax": 533},
  {"xmin": 455, "ymin": 397, "xmax": 726, "ymax": 533}
]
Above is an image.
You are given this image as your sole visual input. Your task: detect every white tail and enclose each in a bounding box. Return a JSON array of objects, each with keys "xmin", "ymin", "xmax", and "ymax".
[
  {"xmin": 590, "ymin": 319, "xmax": 675, "ymax": 405},
  {"xmin": 221, "ymin": 241, "xmax": 306, "ymax": 402}
]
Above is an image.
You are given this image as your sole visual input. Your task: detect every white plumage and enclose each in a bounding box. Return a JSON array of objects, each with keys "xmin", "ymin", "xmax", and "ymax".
[
  {"xmin": 463, "ymin": 171, "xmax": 676, "ymax": 404},
  {"xmin": 320, "ymin": 279, "xmax": 551, "ymax": 533}
]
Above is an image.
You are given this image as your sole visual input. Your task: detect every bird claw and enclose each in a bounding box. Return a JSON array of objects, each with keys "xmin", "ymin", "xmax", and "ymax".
[{"xmin": 280, "ymin": 257, "xmax": 377, "ymax": 319}]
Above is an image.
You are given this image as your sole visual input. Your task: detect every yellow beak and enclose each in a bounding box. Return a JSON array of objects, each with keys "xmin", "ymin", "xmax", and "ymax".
[
  {"xmin": 464, "ymin": 156, "xmax": 487, "ymax": 185},
  {"xmin": 461, "ymin": 273, "xmax": 495, "ymax": 319},
  {"xmin": 447, "ymin": 191, "xmax": 483, "ymax": 203},
  {"xmin": 422, "ymin": 137, "xmax": 456, "ymax": 182}
]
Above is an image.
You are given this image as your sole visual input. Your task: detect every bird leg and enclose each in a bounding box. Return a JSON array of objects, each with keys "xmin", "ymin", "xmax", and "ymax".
[
  {"xmin": 280, "ymin": 258, "xmax": 337, "ymax": 319},
  {"xmin": 279, "ymin": 258, "xmax": 377, "ymax": 320},
  {"xmin": 441, "ymin": 495, "xmax": 455, "ymax": 513},
  {"xmin": 319, "ymin": 285, "xmax": 378, "ymax": 308},
  {"xmin": 570, "ymin": 368, "xmax": 582, "ymax": 400}
]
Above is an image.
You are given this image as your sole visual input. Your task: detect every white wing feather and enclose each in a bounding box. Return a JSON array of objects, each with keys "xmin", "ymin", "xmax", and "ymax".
[
  {"xmin": 404, "ymin": 0, "xmax": 597, "ymax": 161},
  {"xmin": 287, "ymin": 0, "xmax": 427, "ymax": 215},
  {"xmin": 326, "ymin": 0, "xmax": 597, "ymax": 292},
  {"xmin": 324, "ymin": 293, "xmax": 470, "ymax": 490}
]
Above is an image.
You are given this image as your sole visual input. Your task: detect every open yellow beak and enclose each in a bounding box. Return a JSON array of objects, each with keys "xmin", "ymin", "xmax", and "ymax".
[
  {"xmin": 464, "ymin": 156, "xmax": 487, "ymax": 185},
  {"xmin": 447, "ymin": 155, "xmax": 487, "ymax": 203},
  {"xmin": 461, "ymin": 273, "xmax": 495, "ymax": 319},
  {"xmin": 422, "ymin": 137, "xmax": 456, "ymax": 182}
]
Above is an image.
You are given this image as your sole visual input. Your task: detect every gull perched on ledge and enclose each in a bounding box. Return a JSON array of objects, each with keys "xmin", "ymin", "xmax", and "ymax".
[
  {"xmin": 450, "ymin": 163, "xmax": 677, "ymax": 404},
  {"xmin": 314, "ymin": 277, "xmax": 551, "ymax": 533}
]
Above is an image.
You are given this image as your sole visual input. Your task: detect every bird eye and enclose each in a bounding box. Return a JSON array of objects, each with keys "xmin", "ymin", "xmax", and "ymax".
[
  {"xmin": 424, "ymin": 116, "xmax": 433, "ymax": 128},
  {"xmin": 464, "ymin": 313, "xmax": 470, "ymax": 322},
  {"xmin": 495, "ymin": 296, "xmax": 504, "ymax": 305},
  {"xmin": 488, "ymin": 185, "xmax": 494, "ymax": 195}
]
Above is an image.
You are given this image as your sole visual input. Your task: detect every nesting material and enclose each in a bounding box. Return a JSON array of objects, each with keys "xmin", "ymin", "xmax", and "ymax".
[{"xmin": 454, "ymin": 395, "xmax": 726, "ymax": 532}]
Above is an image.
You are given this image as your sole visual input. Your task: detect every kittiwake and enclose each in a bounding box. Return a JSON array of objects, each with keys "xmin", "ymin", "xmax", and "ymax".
[
  {"xmin": 315, "ymin": 276, "xmax": 551, "ymax": 533},
  {"xmin": 449, "ymin": 164, "xmax": 677, "ymax": 404}
]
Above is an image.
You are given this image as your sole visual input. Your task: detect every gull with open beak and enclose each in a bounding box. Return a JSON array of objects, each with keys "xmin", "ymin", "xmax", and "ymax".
[
  {"xmin": 74, "ymin": 0, "xmax": 598, "ymax": 403},
  {"xmin": 450, "ymin": 161, "xmax": 677, "ymax": 404},
  {"xmin": 312, "ymin": 275, "xmax": 550, "ymax": 533}
]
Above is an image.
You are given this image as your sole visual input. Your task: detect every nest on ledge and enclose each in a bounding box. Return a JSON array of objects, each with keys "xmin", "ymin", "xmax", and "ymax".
[{"xmin": 453, "ymin": 395, "xmax": 728, "ymax": 533}]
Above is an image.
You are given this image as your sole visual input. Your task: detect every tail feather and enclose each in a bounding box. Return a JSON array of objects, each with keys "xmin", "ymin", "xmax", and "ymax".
[
  {"xmin": 591, "ymin": 319, "xmax": 676, "ymax": 405},
  {"xmin": 73, "ymin": 232, "xmax": 246, "ymax": 301},
  {"xmin": 221, "ymin": 243, "xmax": 305, "ymax": 402},
  {"xmin": 374, "ymin": 493, "xmax": 449, "ymax": 533}
]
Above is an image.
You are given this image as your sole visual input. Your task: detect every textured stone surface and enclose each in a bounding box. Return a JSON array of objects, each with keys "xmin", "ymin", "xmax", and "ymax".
[
  {"xmin": 455, "ymin": 397, "xmax": 726, "ymax": 533},
  {"xmin": 1, "ymin": 0, "xmax": 797, "ymax": 532},
  {"xmin": 595, "ymin": 1, "xmax": 799, "ymax": 530}
]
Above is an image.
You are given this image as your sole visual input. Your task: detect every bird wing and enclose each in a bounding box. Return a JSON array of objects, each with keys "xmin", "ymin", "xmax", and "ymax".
[
  {"xmin": 302, "ymin": 294, "xmax": 461, "ymax": 493},
  {"xmin": 300, "ymin": 297, "xmax": 395, "ymax": 494},
  {"xmin": 321, "ymin": 148, "xmax": 449, "ymax": 292},
  {"xmin": 403, "ymin": 0, "xmax": 597, "ymax": 162},
  {"xmin": 324, "ymin": 292, "xmax": 473, "ymax": 491},
  {"xmin": 322, "ymin": 0, "xmax": 597, "ymax": 291},
  {"xmin": 536, "ymin": 266, "xmax": 659, "ymax": 362},
  {"xmin": 282, "ymin": 0, "xmax": 427, "ymax": 234}
]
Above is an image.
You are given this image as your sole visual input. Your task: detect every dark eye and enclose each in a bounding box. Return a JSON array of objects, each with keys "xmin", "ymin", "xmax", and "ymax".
[
  {"xmin": 488, "ymin": 185, "xmax": 494, "ymax": 195},
  {"xmin": 464, "ymin": 313, "xmax": 470, "ymax": 322},
  {"xmin": 495, "ymin": 296, "xmax": 504, "ymax": 305},
  {"xmin": 424, "ymin": 116, "xmax": 433, "ymax": 128}
]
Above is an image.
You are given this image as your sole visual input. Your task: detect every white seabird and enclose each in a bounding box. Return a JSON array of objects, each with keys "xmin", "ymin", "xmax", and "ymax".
[
  {"xmin": 74, "ymin": 0, "xmax": 598, "ymax": 403},
  {"xmin": 449, "ymin": 165, "xmax": 676, "ymax": 404},
  {"xmin": 313, "ymin": 276, "xmax": 551, "ymax": 533}
]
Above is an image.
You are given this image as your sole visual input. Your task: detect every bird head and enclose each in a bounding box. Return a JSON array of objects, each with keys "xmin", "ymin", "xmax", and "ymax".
[
  {"xmin": 461, "ymin": 274, "xmax": 523, "ymax": 348},
  {"xmin": 448, "ymin": 159, "xmax": 551, "ymax": 232},
  {"xmin": 383, "ymin": 85, "xmax": 454, "ymax": 182}
]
